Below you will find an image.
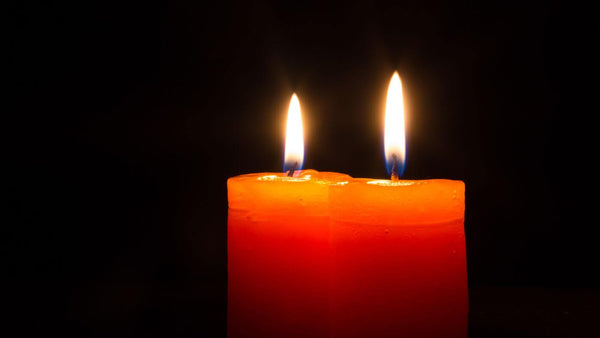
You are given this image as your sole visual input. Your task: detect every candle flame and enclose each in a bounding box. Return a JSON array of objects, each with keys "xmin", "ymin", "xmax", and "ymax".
[
  {"xmin": 284, "ymin": 93, "xmax": 304, "ymax": 176},
  {"xmin": 384, "ymin": 72, "xmax": 406, "ymax": 180}
]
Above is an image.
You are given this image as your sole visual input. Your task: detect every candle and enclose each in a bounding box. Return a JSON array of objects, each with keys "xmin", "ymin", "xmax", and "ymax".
[
  {"xmin": 329, "ymin": 73, "xmax": 468, "ymax": 337},
  {"xmin": 227, "ymin": 94, "xmax": 350, "ymax": 337},
  {"xmin": 228, "ymin": 73, "xmax": 467, "ymax": 337}
]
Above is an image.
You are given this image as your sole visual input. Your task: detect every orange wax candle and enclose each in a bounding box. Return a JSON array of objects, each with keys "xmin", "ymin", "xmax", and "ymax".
[
  {"xmin": 227, "ymin": 170, "xmax": 350, "ymax": 337},
  {"xmin": 228, "ymin": 94, "xmax": 348, "ymax": 337},
  {"xmin": 327, "ymin": 72, "xmax": 468, "ymax": 337},
  {"xmin": 227, "ymin": 72, "xmax": 468, "ymax": 337},
  {"xmin": 329, "ymin": 179, "xmax": 467, "ymax": 337}
]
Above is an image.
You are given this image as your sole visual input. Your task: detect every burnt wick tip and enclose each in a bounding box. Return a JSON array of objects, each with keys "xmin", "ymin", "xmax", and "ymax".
[
  {"xmin": 391, "ymin": 154, "xmax": 399, "ymax": 182},
  {"xmin": 286, "ymin": 161, "xmax": 298, "ymax": 177}
]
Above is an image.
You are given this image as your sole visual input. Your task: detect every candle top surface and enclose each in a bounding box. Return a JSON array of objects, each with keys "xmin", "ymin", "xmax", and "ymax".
[
  {"xmin": 227, "ymin": 170, "xmax": 352, "ymax": 217},
  {"xmin": 230, "ymin": 170, "xmax": 351, "ymax": 185},
  {"xmin": 330, "ymin": 178, "xmax": 465, "ymax": 225}
]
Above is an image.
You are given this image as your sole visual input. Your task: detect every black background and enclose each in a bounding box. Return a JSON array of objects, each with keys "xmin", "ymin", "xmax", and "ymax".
[{"xmin": 10, "ymin": 0, "xmax": 598, "ymax": 337}]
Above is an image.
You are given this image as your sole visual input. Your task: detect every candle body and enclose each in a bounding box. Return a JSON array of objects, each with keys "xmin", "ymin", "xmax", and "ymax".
[
  {"xmin": 227, "ymin": 170, "xmax": 350, "ymax": 338},
  {"xmin": 329, "ymin": 179, "xmax": 467, "ymax": 338}
]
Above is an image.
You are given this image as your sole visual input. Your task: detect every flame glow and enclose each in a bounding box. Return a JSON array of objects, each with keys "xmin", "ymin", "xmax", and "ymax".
[
  {"xmin": 283, "ymin": 93, "xmax": 304, "ymax": 175},
  {"xmin": 384, "ymin": 72, "xmax": 406, "ymax": 179}
]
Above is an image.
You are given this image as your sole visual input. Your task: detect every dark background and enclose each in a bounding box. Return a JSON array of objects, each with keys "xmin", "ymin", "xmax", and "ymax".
[{"xmin": 10, "ymin": 0, "xmax": 597, "ymax": 337}]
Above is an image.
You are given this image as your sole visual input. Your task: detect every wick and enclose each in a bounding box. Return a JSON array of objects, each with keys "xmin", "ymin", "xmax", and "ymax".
[
  {"xmin": 391, "ymin": 154, "xmax": 399, "ymax": 182},
  {"xmin": 286, "ymin": 161, "xmax": 298, "ymax": 177}
]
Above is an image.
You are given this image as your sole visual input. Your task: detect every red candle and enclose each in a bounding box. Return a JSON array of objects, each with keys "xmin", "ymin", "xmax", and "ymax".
[
  {"xmin": 329, "ymin": 73, "xmax": 467, "ymax": 337},
  {"xmin": 329, "ymin": 179, "xmax": 467, "ymax": 337},
  {"xmin": 227, "ymin": 74, "xmax": 467, "ymax": 337},
  {"xmin": 227, "ymin": 94, "xmax": 351, "ymax": 337}
]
